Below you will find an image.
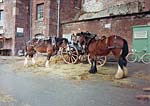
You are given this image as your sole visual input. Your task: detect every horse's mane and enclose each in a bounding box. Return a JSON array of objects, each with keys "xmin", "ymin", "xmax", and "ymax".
[
  {"xmin": 55, "ymin": 37, "xmax": 68, "ymax": 43},
  {"xmin": 77, "ymin": 31, "xmax": 97, "ymax": 38}
]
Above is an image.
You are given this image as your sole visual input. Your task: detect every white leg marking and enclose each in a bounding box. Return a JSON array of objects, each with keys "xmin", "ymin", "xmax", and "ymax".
[
  {"xmin": 115, "ymin": 65, "xmax": 124, "ymax": 79},
  {"xmin": 24, "ymin": 57, "xmax": 28, "ymax": 66},
  {"xmin": 32, "ymin": 57, "xmax": 36, "ymax": 65},
  {"xmin": 123, "ymin": 66, "xmax": 128, "ymax": 78},
  {"xmin": 66, "ymin": 44, "xmax": 70, "ymax": 51},
  {"xmin": 45, "ymin": 60, "xmax": 49, "ymax": 67}
]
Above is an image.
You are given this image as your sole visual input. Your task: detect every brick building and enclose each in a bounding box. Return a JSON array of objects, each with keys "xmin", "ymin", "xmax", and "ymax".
[
  {"xmin": 0, "ymin": 0, "xmax": 81, "ymax": 55},
  {"xmin": 0, "ymin": 0, "xmax": 30, "ymax": 55},
  {"xmin": 1, "ymin": 0, "xmax": 150, "ymax": 55},
  {"xmin": 31, "ymin": 0, "xmax": 81, "ymax": 37}
]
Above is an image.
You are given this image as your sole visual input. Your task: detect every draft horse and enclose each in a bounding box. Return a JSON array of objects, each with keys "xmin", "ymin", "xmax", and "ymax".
[
  {"xmin": 76, "ymin": 32, "xmax": 129, "ymax": 79},
  {"xmin": 24, "ymin": 36, "xmax": 68, "ymax": 67}
]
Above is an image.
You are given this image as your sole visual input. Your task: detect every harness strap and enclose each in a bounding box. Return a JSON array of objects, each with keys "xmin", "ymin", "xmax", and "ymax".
[{"xmin": 84, "ymin": 34, "xmax": 97, "ymax": 53}]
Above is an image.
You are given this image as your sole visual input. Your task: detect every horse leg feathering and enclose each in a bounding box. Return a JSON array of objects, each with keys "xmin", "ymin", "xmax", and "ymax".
[
  {"xmin": 115, "ymin": 64, "xmax": 124, "ymax": 79},
  {"xmin": 89, "ymin": 56, "xmax": 97, "ymax": 74},
  {"xmin": 123, "ymin": 66, "xmax": 128, "ymax": 78},
  {"xmin": 24, "ymin": 57, "xmax": 28, "ymax": 66},
  {"xmin": 115, "ymin": 39, "xmax": 128, "ymax": 79},
  {"xmin": 45, "ymin": 60, "xmax": 49, "ymax": 67},
  {"xmin": 45, "ymin": 54, "xmax": 51, "ymax": 67},
  {"xmin": 31, "ymin": 57, "xmax": 36, "ymax": 65}
]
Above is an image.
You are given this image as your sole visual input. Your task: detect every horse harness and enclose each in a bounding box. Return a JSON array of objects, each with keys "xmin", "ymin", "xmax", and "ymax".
[
  {"xmin": 28, "ymin": 37, "xmax": 57, "ymax": 51},
  {"xmin": 83, "ymin": 34, "xmax": 97, "ymax": 54},
  {"xmin": 84, "ymin": 35, "xmax": 122, "ymax": 53}
]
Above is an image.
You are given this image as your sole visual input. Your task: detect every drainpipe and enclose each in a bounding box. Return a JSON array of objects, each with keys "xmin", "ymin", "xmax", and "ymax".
[
  {"xmin": 57, "ymin": 0, "xmax": 60, "ymax": 37},
  {"xmin": 29, "ymin": 0, "xmax": 33, "ymax": 40}
]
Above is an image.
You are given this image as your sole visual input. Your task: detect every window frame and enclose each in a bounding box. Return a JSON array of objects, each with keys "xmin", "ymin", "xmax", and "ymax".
[
  {"xmin": 74, "ymin": 0, "xmax": 80, "ymax": 9},
  {"xmin": 36, "ymin": 3, "xmax": 44, "ymax": 21},
  {"xmin": 0, "ymin": 10, "xmax": 4, "ymax": 21},
  {"xmin": 0, "ymin": 38, "xmax": 4, "ymax": 48},
  {"xmin": 0, "ymin": 0, "xmax": 3, "ymax": 3}
]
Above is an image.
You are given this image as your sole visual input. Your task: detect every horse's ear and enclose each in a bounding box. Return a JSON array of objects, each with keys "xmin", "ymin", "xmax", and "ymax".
[{"xmin": 81, "ymin": 32, "xmax": 84, "ymax": 34}]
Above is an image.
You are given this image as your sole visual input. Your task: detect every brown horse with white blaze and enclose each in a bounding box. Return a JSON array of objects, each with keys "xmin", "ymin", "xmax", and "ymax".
[
  {"xmin": 76, "ymin": 32, "xmax": 129, "ymax": 79},
  {"xmin": 24, "ymin": 36, "xmax": 68, "ymax": 67}
]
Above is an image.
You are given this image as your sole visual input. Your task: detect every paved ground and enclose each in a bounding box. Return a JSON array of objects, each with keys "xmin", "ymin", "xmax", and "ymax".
[{"xmin": 0, "ymin": 56, "xmax": 150, "ymax": 106}]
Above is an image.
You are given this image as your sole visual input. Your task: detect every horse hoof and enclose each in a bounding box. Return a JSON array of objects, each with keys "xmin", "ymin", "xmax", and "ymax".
[
  {"xmin": 24, "ymin": 64, "xmax": 28, "ymax": 67},
  {"xmin": 115, "ymin": 71, "xmax": 124, "ymax": 79},
  {"xmin": 115, "ymin": 75, "xmax": 123, "ymax": 79},
  {"xmin": 123, "ymin": 67, "xmax": 128, "ymax": 78},
  {"xmin": 45, "ymin": 65, "xmax": 49, "ymax": 68},
  {"xmin": 89, "ymin": 69, "xmax": 97, "ymax": 74}
]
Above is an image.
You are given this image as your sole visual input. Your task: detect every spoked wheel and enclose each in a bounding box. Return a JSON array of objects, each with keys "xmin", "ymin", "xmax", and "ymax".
[
  {"xmin": 61, "ymin": 45, "xmax": 79, "ymax": 64},
  {"xmin": 126, "ymin": 53, "xmax": 137, "ymax": 63},
  {"xmin": 142, "ymin": 54, "xmax": 150, "ymax": 64},
  {"xmin": 87, "ymin": 54, "xmax": 107, "ymax": 67}
]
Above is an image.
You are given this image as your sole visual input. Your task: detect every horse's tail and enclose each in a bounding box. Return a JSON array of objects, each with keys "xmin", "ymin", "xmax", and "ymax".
[{"xmin": 121, "ymin": 39, "xmax": 129, "ymax": 57}]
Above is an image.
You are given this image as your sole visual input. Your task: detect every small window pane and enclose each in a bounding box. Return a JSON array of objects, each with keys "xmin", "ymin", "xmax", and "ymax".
[
  {"xmin": 0, "ymin": 10, "xmax": 3, "ymax": 20},
  {"xmin": 0, "ymin": 10, "xmax": 4, "ymax": 25}
]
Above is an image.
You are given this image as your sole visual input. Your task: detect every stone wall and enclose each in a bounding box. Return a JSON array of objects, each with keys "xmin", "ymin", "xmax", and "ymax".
[{"xmin": 80, "ymin": 0, "xmax": 148, "ymax": 20}]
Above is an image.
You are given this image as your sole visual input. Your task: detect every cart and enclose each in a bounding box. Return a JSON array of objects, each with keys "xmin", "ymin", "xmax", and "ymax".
[{"xmin": 61, "ymin": 34, "xmax": 107, "ymax": 66}]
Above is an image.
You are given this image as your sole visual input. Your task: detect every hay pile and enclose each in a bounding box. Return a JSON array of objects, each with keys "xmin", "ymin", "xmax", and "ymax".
[
  {"xmin": 7, "ymin": 56, "xmax": 138, "ymax": 90},
  {"xmin": 12, "ymin": 56, "xmax": 117, "ymax": 81},
  {"xmin": 133, "ymin": 72, "xmax": 150, "ymax": 81},
  {"xmin": 34, "ymin": 55, "xmax": 65, "ymax": 66},
  {"xmin": 112, "ymin": 79, "xmax": 137, "ymax": 89},
  {"xmin": 10, "ymin": 56, "xmax": 136, "ymax": 88},
  {"xmin": 0, "ymin": 89, "xmax": 15, "ymax": 103}
]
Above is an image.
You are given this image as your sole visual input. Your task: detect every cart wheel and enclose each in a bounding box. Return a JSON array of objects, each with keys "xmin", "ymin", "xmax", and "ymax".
[
  {"xmin": 87, "ymin": 54, "xmax": 107, "ymax": 67},
  {"xmin": 61, "ymin": 45, "xmax": 79, "ymax": 64}
]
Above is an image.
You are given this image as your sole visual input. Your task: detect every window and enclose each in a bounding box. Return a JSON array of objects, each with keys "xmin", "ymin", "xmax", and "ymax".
[
  {"xmin": 36, "ymin": 3, "xmax": 44, "ymax": 21},
  {"xmin": 0, "ymin": 10, "xmax": 4, "ymax": 27},
  {"xmin": 74, "ymin": 0, "xmax": 81, "ymax": 9},
  {"xmin": 0, "ymin": 39, "xmax": 4, "ymax": 48},
  {"xmin": 0, "ymin": 0, "xmax": 3, "ymax": 3},
  {"xmin": 0, "ymin": 10, "xmax": 4, "ymax": 21}
]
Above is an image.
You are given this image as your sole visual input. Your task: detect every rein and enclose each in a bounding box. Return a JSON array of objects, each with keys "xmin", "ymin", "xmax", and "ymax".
[{"xmin": 33, "ymin": 39, "xmax": 45, "ymax": 48}]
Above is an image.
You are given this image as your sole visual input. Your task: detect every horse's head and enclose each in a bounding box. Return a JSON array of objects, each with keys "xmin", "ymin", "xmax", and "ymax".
[
  {"xmin": 56, "ymin": 38, "xmax": 69, "ymax": 49},
  {"xmin": 76, "ymin": 32, "xmax": 87, "ymax": 46},
  {"xmin": 76, "ymin": 32, "xmax": 95, "ymax": 46},
  {"xmin": 25, "ymin": 37, "xmax": 40, "ymax": 56},
  {"xmin": 27, "ymin": 37, "xmax": 39, "ymax": 47}
]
